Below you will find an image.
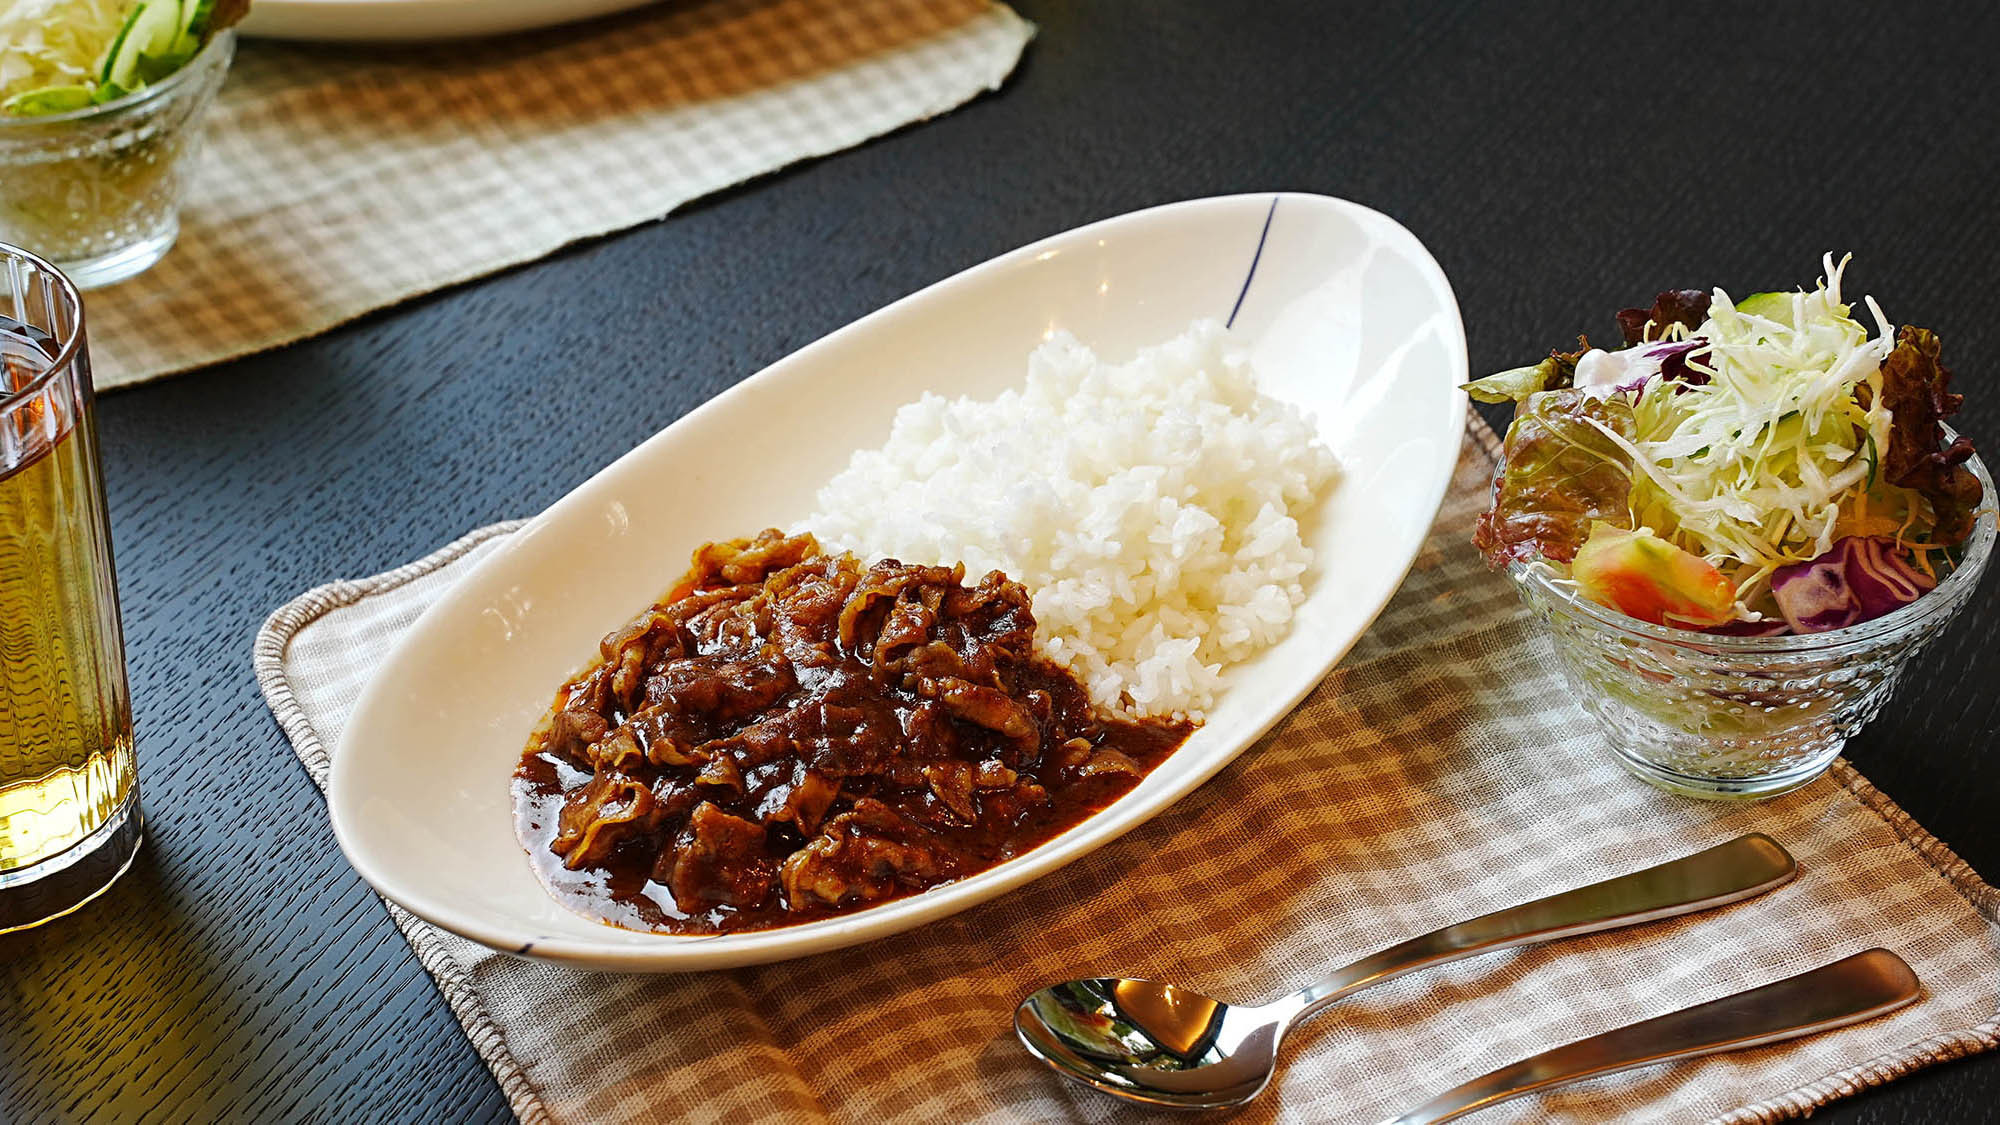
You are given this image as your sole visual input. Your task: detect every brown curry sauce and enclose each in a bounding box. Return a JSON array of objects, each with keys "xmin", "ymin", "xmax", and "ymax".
[{"xmin": 513, "ymin": 530, "xmax": 1191, "ymax": 935}]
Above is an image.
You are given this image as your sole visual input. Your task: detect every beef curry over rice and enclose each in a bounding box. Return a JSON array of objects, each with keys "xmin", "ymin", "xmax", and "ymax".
[{"xmin": 514, "ymin": 530, "xmax": 1192, "ymax": 934}]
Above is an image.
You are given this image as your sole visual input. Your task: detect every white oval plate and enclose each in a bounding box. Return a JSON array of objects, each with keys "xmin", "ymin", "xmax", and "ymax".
[
  {"xmin": 331, "ymin": 193, "xmax": 1468, "ymax": 971},
  {"xmin": 241, "ymin": 0, "xmax": 655, "ymax": 41}
]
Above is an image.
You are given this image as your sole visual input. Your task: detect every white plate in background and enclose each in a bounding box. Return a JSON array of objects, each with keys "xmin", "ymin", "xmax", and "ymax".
[
  {"xmin": 241, "ymin": 0, "xmax": 657, "ymax": 41},
  {"xmin": 329, "ymin": 193, "xmax": 1469, "ymax": 971}
]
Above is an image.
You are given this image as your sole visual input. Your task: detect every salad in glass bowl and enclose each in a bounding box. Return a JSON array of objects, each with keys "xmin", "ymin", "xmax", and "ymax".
[
  {"xmin": 1471, "ymin": 257, "xmax": 1993, "ymax": 798},
  {"xmin": 1, "ymin": 0, "xmax": 246, "ymax": 287}
]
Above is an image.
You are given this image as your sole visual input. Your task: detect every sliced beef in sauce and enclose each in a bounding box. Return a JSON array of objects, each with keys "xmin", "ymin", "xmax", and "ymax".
[
  {"xmin": 666, "ymin": 801, "xmax": 777, "ymax": 910},
  {"xmin": 514, "ymin": 529, "xmax": 1191, "ymax": 934}
]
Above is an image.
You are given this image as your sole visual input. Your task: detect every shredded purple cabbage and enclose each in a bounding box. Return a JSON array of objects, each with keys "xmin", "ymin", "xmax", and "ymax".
[
  {"xmin": 1769, "ymin": 537, "xmax": 1937, "ymax": 633},
  {"xmin": 1653, "ymin": 339, "xmax": 1710, "ymax": 387}
]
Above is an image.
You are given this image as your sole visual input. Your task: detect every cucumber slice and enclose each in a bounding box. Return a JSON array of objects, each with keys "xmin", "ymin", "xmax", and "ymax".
[
  {"xmin": 136, "ymin": 28, "xmax": 203, "ymax": 86},
  {"xmin": 180, "ymin": 0, "xmax": 215, "ymax": 40},
  {"xmin": 103, "ymin": 0, "xmax": 186, "ymax": 90},
  {"xmin": 134, "ymin": 50, "xmax": 190, "ymax": 86},
  {"xmin": 1735, "ymin": 291, "xmax": 1796, "ymax": 326},
  {"xmin": 97, "ymin": 6, "xmax": 143, "ymax": 85},
  {"xmin": 3, "ymin": 85, "xmax": 99, "ymax": 116}
]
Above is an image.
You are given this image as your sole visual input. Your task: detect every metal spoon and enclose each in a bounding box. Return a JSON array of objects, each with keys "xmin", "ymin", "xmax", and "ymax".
[
  {"xmin": 1014, "ymin": 833, "xmax": 1796, "ymax": 1109},
  {"xmin": 1382, "ymin": 948, "xmax": 1920, "ymax": 1124}
]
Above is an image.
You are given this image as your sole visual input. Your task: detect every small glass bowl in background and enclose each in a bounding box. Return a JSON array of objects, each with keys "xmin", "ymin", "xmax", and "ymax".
[
  {"xmin": 1508, "ymin": 445, "xmax": 1995, "ymax": 800},
  {"xmin": 0, "ymin": 30, "xmax": 234, "ymax": 290}
]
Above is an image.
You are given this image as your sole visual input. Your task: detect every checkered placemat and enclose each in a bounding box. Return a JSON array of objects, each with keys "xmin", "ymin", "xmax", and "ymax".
[
  {"xmin": 254, "ymin": 418, "xmax": 2000, "ymax": 1124},
  {"xmin": 84, "ymin": 0, "xmax": 1031, "ymax": 389}
]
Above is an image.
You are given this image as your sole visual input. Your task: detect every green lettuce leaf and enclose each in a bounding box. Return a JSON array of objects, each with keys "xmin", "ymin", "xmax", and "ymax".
[
  {"xmin": 1463, "ymin": 349, "xmax": 1582, "ymax": 405},
  {"xmin": 1878, "ymin": 325, "xmax": 1981, "ymax": 545},
  {"xmin": 1463, "ymin": 341, "xmax": 1592, "ymax": 405},
  {"xmin": 1474, "ymin": 388, "xmax": 1638, "ymax": 567}
]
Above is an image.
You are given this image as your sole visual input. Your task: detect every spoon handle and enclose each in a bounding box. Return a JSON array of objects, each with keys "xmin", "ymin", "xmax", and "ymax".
[
  {"xmin": 1378, "ymin": 948, "xmax": 1920, "ymax": 1125},
  {"xmin": 1281, "ymin": 834, "xmax": 1795, "ymax": 1024}
]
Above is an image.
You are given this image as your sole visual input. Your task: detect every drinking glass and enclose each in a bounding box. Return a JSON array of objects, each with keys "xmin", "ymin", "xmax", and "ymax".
[
  {"xmin": 0, "ymin": 31, "xmax": 235, "ymax": 290},
  {"xmin": 0, "ymin": 243, "xmax": 140, "ymax": 932},
  {"xmin": 1508, "ymin": 446, "xmax": 1995, "ymax": 799}
]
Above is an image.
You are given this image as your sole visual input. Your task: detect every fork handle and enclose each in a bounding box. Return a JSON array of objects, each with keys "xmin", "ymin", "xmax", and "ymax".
[
  {"xmin": 1280, "ymin": 834, "xmax": 1796, "ymax": 1025},
  {"xmin": 1379, "ymin": 948, "xmax": 1921, "ymax": 1125}
]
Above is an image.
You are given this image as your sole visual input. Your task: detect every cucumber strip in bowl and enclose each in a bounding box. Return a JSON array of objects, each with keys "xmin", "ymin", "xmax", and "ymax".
[
  {"xmin": 180, "ymin": 0, "xmax": 215, "ymax": 39},
  {"xmin": 103, "ymin": 0, "xmax": 185, "ymax": 90},
  {"xmin": 1, "ymin": 85, "xmax": 99, "ymax": 116}
]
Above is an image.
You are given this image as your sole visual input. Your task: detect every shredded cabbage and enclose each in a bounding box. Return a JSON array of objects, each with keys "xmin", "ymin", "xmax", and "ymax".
[
  {"xmin": 0, "ymin": 0, "xmax": 134, "ymax": 104},
  {"xmin": 1583, "ymin": 254, "xmax": 1906, "ymax": 609}
]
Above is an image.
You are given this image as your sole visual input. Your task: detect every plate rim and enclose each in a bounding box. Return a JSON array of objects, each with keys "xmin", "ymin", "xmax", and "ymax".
[
  {"xmin": 239, "ymin": 0, "xmax": 658, "ymax": 42},
  {"xmin": 328, "ymin": 191, "xmax": 1469, "ymax": 970}
]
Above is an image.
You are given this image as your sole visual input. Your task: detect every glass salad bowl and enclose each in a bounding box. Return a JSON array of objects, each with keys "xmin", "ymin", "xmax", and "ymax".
[
  {"xmin": 1507, "ymin": 445, "xmax": 1995, "ymax": 800},
  {"xmin": 0, "ymin": 30, "xmax": 233, "ymax": 289}
]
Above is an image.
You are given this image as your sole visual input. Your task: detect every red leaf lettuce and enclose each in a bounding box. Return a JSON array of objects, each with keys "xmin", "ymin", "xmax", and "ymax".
[
  {"xmin": 1878, "ymin": 326, "xmax": 1980, "ymax": 545},
  {"xmin": 1475, "ymin": 389, "xmax": 1638, "ymax": 567}
]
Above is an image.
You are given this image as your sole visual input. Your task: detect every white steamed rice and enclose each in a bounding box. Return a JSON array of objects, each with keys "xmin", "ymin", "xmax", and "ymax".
[{"xmin": 806, "ymin": 320, "xmax": 1338, "ymax": 720}]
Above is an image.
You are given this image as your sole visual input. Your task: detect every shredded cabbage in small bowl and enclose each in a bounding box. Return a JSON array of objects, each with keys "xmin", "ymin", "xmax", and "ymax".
[
  {"xmin": 0, "ymin": 0, "xmax": 133, "ymax": 105},
  {"xmin": 1587, "ymin": 255, "xmax": 1903, "ymax": 606}
]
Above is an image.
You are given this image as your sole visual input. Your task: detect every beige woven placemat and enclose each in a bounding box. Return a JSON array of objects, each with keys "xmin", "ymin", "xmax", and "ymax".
[
  {"xmin": 255, "ymin": 418, "xmax": 2000, "ymax": 1123},
  {"xmin": 85, "ymin": 0, "xmax": 1031, "ymax": 389}
]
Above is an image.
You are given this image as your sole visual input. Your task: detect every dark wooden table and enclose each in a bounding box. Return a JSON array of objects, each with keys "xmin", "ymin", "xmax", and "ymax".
[{"xmin": 5, "ymin": 2, "xmax": 1998, "ymax": 1121}]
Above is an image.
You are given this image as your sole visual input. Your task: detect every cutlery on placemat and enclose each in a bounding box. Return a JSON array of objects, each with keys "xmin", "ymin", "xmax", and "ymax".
[
  {"xmin": 1015, "ymin": 833, "xmax": 1797, "ymax": 1108},
  {"xmin": 1380, "ymin": 948, "xmax": 1920, "ymax": 1124}
]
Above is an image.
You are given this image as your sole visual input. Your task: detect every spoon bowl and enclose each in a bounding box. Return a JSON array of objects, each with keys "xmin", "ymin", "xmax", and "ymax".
[{"xmin": 1015, "ymin": 977, "xmax": 1287, "ymax": 1109}]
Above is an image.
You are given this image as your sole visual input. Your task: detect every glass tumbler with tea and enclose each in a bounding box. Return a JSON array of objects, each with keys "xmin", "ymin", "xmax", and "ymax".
[{"xmin": 0, "ymin": 243, "xmax": 139, "ymax": 932}]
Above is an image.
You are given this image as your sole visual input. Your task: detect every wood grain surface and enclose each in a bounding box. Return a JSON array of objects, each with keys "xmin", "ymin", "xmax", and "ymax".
[{"xmin": 3, "ymin": 1, "xmax": 1998, "ymax": 1121}]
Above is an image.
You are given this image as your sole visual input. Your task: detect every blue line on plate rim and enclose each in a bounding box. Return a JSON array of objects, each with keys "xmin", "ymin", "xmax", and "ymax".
[{"xmin": 1226, "ymin": 195, "xmax": 1280, "ymax": 329}]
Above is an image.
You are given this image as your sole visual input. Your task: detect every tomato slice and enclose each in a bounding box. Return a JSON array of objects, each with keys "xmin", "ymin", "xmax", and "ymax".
[{"xmin": 1571, "ymin": 523, "xmax": 1736, "ymax": 628}]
